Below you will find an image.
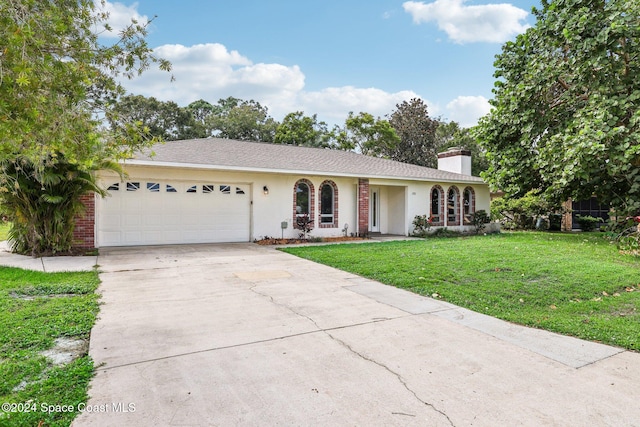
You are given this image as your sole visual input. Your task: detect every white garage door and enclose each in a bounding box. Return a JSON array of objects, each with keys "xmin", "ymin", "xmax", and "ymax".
[{"xmin": 97, "ymin": 180, "xmax": 251, "ymax": 246}]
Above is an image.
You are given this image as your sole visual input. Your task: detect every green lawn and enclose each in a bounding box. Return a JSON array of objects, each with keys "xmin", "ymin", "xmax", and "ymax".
[
  {"xmin": 0, "ymin": 267, "xmax": 100, "ymax": 427},
  {"xmin": 282, "ymin": 232, "xmax": 640, "ymax": 351}
]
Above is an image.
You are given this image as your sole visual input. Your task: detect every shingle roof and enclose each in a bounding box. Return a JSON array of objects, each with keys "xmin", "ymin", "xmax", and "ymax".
[{"xmin": 130, "ymin": 138, "xmax": 485, "ymax": 183}]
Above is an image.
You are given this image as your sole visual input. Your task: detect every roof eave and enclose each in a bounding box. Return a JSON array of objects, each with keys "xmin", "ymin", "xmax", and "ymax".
[{"xmin": 121, "ymin": 159, "xmax": 485, "ymax": 184}]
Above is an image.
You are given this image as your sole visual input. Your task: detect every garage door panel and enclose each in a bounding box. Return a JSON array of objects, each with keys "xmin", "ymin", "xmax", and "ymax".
[
  {"xmin": 100, "ymin": 231, "xmax": 122, "ymax": 246},
  {"xmin": 122, "ymin": 215, "xmax": 142, "ymax": 227},
  {"xmin": 163, "ymin": 231, "xmax": 181, "ymax": 242},
  {"xmin": 98, "ymin": 180, "xmax": 250, "ymax": 246},
  {"xmin": 123, "ymin": 231, "xmax": 142, "ymax": 244},
  {"xmin": 142, "ymin": 231, "xmax": 165, "ymax": 242},
  {"xmin": 146, "ymin": 214, "xmax": 167, "ymax": 227}
]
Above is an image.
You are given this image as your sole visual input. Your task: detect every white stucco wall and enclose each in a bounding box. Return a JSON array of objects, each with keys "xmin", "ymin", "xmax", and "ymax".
[
  {"xmin": 404, "ymin": 182, "xmax": 491, "ymax": 234},
  {"xmin": 98, "ymin": 165, "xmax": 360, "ymax": 243},
  {"xmin": 361, "ymin": 179, "xmax": 490, "ymax": 235},
  {"xmin": 97, "ymin": 164, "xmax": 491, "ymax": 245},
  {"xmin": 437, "ymin": 154, "xmax": 472, "ymax": 176}
]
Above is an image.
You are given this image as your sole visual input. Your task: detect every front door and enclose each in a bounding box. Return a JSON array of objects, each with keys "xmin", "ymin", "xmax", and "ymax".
[{"xmin": 370, "ymin": 187, "xmax": 380, "ymax": 232}]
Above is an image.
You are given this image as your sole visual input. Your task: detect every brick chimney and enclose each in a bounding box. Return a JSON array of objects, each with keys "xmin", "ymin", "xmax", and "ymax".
[{"xmin": 437, "ymin": 147, "xmax": 472, "ymax": 176}]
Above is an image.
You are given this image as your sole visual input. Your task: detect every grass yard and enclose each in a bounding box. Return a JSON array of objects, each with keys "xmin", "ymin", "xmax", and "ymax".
[
  {"xmin": 282, "ymin": 232, "xmax": 640, "ymax": 351},
  {"xmin": 0, "ymin": 267, "xmax": 100, "ymax": 427}
]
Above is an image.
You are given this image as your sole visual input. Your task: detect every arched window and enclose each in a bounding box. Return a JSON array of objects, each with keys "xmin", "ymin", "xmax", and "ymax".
[
  {"xmin": 293, "ymin": 179, "xmax": 315, "ymax": 229},
  {"xmin": 430, "ymin": 185, "xmax": 444, "ymax": 226},
  {"xmin": 319, "ymin": 180, "xmax": 339, "ymax": 228},
  {"xmin": 463, "ymin": 187, "xmax": 475, "ymax": 224},
  {"xmin": 296, "ymin": 182, "xmax": 310, "ymax": 215},
  {"xmin": 447, "ymin": 186, "xmax": 460, "ymax": 225}
]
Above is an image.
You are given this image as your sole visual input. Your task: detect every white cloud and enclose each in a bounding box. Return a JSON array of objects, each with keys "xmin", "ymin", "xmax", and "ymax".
[
  {"xmin": 104, "ymin": 2, "xmax": 436, "ymax": 127},
  {"xmin": 298, "ymin": 87, "xmax": 426, "ymax": 125},
  {"xmin": 403, "ymin": 0, "xmax": 529, "ymax": 43},
  {"xmin": 119, "ymin": 42, "xmax": 428, "ymax": 127},
  {"xmin": 121, "ymin": 43, "xmax": 305, "ymax": 108},
  {"xmin": 445, "ymin": 95, "xmax": 491, "ymax": 127},
  {"xmin": 94, "ymin": 0, "xmax": 149, "ymax": 38}
]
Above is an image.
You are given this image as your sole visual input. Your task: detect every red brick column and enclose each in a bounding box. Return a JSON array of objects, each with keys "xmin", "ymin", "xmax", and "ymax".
[
  {"xmin": 358, "ymin": 178, "xmax": 369, "ymax": 236},
  {"xmin": 73, "ymin": 193, "xmax": 95, "ymax": 249},
  {"xmin": 561, "ymin": 199, "xmax": 573, "ymax": 231}
]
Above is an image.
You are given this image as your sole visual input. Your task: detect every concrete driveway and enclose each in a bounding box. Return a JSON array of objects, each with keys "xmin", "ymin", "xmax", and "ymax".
[{"xmin": 73, "ymin": 243, "xmax": 640, "ymax": 426}]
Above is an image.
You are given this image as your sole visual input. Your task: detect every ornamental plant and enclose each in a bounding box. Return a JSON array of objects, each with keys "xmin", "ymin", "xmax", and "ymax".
[{"xmin": 411, "ymin": 214, "xmax": 432, "ymax": 237}]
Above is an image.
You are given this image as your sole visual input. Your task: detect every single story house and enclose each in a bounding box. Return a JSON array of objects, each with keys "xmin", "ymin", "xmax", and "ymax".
[{"xmin": 73, "ymin": 138, "xmax": 492, "ymax": 248}]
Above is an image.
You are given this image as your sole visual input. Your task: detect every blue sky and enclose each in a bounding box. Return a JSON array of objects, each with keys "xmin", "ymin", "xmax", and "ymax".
[{"xmin": 101, "ymin": 0, "xmax": 539, "ymax": 127}]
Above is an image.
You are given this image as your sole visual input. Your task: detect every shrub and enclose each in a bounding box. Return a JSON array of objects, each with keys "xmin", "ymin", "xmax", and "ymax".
[
  {"xmin": 575, "ymin": 215, "xmax": 601, "ymax": 232},
  {"xmin": 470, "ymin": 210, "xmax": 490, "ymax": 233},
  {"xmin": 411, "ymin": 214, "xmax": 432, "ymax": 237},
  {"xmin": 296, "ymin": 214, "xmax": 314, "ymax": 239},
  {"xmin": 429, "ymin": 227, "xmax": 462, "ymax": 238},
  {"xmin": 607, "ymin": 216, "xmax": 640, "ymax": 256},
  {"xmin": 490, "ymin": 190, "xmax": 553, "ymax": 230},
  {"xmin": 549, "ymin": 213, "xmax": 562, "ymax": 231}
]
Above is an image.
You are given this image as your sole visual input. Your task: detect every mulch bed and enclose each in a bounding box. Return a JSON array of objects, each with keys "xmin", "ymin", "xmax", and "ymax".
[{"xmin": 255, "ymin": 236, "xmax": 365, "ymax": 245}]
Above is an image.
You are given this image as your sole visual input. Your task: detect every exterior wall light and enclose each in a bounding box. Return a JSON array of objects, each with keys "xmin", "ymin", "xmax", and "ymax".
[{"xmin": 263, "ymin": 185, "xmax": 269, "ymax": 195}]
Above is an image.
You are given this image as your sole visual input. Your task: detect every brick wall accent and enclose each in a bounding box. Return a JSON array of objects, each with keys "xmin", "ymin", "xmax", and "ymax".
[
  {"xmin": 357, "ymin": 178, "xmax": 369, "ymax": 236},
  {"xmin": 561, "ymin": 199, "xmax": 573, "ymax": 231},
  {"xmin": 73, "ymin": 193, "xmax": 96, "ymax": 249},
  {"xmin": 437, "ymin": 148, "xmax": 472, "ymax": 158}
]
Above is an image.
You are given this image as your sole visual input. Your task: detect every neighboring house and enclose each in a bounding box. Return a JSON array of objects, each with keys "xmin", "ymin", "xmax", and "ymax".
[
  {"xmin": 562, "ymin": 197, "xmax": 610, "ymax": 231},
  {"xmin": 73, "ymin": 139, "xmax": 491, "ymax": 248}
]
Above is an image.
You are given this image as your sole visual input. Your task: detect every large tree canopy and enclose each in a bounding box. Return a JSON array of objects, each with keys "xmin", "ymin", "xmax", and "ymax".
[
  {"xmin": 108, "ymin": 95, "xmax": 196, "ymax": 141},
  {"xmin": 335, "ymin": 112, "xmax": 399, "ymax": 156},
  {"xmin": 476, "ymin": 0, "xmax": 640, "ymax": 214},
  {"xmin": 207, "ymin": 97, "xmax": 278, "ymax": 142},
  {"xmin": 0, "ymin": 0, "xmax": 170, "ymax": 254},
  {"xmin": 274, "ymin": 111, "xmax": 333, "ymax": 148},
  {"xmin": 387, "ymin": 98, "xmax": 439, "ymax": 168},
  {"xmin": 0, "ymin": 0, "xmax": 170, "ymax": 165}
]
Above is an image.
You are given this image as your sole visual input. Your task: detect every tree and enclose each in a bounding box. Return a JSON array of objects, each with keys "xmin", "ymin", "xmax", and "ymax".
[
  {"xmin": 475, "ymin": 0, "xmax": 640, "ymax": 215},
  {"xmin": 274, "ymin": 111, "xmax": 334, "ymax": 148},
  {"xmin": 0, "ymin": 0, "xmax": 170, "ymax": 254},
  {"xmin": 207, "ymin": 97, "xmax": 278, "ymax": 142},
  {"xmin": 109, "ymin": 95, "xmax": 196, "ymax": 141},
  {"xmin": 186, "ymin": 99, "xmax": 216, "ymax": 138},
  {"xmin": 0, "ymin": 155, "xmax": 122, "ymax": 255},
  {"xmin": 387, "ymin": 98, "xmax": 439, "ymax": 167},
  {"xmin": 436, "ymin": 121, "xmax": 489, "ymax": 176},
  {"xmin": 335, "ymin": 112, "xmax": 399, "ymax": 156}
]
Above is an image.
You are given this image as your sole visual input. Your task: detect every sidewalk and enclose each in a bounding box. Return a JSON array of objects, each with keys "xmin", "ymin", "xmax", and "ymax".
[{"xmin": 0, "ymin": 241, "xmax": 98, "ymax": 272}]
